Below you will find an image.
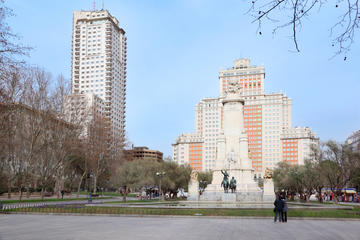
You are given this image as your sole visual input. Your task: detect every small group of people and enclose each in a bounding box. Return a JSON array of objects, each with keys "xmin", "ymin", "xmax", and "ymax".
[{"xmin": 273, "ymin": 194, "xmax": 288, "ymax": 223}]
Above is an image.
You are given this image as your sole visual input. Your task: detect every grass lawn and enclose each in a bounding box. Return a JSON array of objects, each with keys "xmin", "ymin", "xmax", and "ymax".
[
  {"xmin": 78, "ymin": 191, "xmax": 137, "ymax": 198},
  {"xmin": 1, "ymin": 197, "xmax": 111, "ymax": 204},
  {"xmin": 106, "ymin": 199, "xmax": 162, "ymax": 204},
  {"xmin": 3, "ymin": 205, "xmax": 360, "ymax": 218}
]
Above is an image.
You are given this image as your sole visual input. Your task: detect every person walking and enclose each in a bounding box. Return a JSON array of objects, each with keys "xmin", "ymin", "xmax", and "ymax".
[
  {"xmin": 274, "ymin": 194, "xmax": 283, "ymax": 222},
  {"xmin": 282, "ymin": 197, "xmax": 288, "ymax": 222}
]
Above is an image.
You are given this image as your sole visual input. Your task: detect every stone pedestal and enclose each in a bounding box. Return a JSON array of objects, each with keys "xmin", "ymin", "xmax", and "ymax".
[
  {"xmin": 187, "ymin": 178, "xmax": 199, "ymax": 201},
  {"xmin": 194, "ymin": 80, "xmax": 264, "ymax": 203},
  {"xmin": 200, "ymin": 191, "xmax": 263, "ymax": 202},
  {"xmin": 263, "ymin": 179, "xmax": 275, "ymax": 202}
]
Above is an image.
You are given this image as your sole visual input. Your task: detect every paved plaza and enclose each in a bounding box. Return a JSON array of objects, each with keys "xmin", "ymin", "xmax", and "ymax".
[{"xmin": 0, "ymin": 214, "xmax": 359, "ymax": 240}]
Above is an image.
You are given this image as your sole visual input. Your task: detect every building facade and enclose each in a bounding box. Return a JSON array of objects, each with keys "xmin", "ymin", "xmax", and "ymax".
[
  {"xmin": 172, "ymin": 133, "xmax": 203, "ymax": 171},
  {"xmin": 63, "ymin": 93, "xmax": 105, "ymax": 136},
  {"xmin": 281, "ymin": 127, "xmax": 319, "ymax": 166},
  {"xmin": 125, "ymin": 146, "xmax": 164, "ymax": 162},
  {"xmin": 346, "ymin": 130, "xmax": 360, "ymax": 153},
  {"xmin": 71, "ymin": 9, "xmax": 127, "ymax": 137},
  {"xmin": 172, "ymin": 58, "xmax": 318, "ymax": 176}
]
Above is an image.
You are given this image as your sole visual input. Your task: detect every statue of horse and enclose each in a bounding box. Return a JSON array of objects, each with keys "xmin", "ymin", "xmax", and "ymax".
[
  {"xmin": 221, "ymin": 170, "xmax": 230, "ymax": 193},
  {"xmin": 221, "ymin": 179, "xmax": 229, "ymax": 193}
]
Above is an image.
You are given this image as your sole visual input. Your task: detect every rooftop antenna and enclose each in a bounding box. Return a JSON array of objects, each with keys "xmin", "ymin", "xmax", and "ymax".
[
  {"xmin": 102, "ymin": 1, "xmax": 104, "ymax": 10},
  {"xmin": 93, "ymin": 0, "xmax": 96, "ymax": 11}
]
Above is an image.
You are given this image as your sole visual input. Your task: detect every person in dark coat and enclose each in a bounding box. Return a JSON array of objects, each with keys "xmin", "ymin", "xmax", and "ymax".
[
  {"xmin": 281, "ymin": 196, "xmax": 288, "ymax": 222},
  {"xmin": 274, "ymin": 194, "xmax": 284, "ymax": 222}
]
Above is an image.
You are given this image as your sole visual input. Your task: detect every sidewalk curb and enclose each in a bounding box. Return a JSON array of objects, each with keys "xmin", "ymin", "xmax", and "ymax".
[{"xmin": 2, "ymin": 211, "xmax": 360, "ymax": 221}]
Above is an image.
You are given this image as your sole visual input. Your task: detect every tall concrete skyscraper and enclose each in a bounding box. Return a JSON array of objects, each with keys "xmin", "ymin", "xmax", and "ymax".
[{"xmin": 71, "ymin": 9, "xmax": 127, "ymax": 137}]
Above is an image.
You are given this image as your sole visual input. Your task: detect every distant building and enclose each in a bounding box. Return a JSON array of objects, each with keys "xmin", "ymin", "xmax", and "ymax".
[
  {"xmin": 172, "ymin": 58, "xmax": 318, "ymax": 176},
  {"xmin": 172, "ymin": 133, "xmax": 203, "ymax": 171},
  {"xmin": 281, "ymin": 127, "xmax": 319, "ymax": 165},
  {"xmin": 63, "ymin": 93, "xmax": 105, "ymax": 136},
  {"xmin": 125, "ymin": 146, "xmax": 163, "ymax": 162},
  {"xmin": 346, "ymin": 130, "xmax": 360, "ymax": 153}
]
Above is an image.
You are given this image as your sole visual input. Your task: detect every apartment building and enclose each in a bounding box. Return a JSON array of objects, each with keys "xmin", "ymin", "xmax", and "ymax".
[
  {"xmin": 71, "ymin": 9, "xmax": 127, "ymax": 137},
  {"xmin": 172, "ymin": 133, "xmax": 203, "ymax": 171},
  {"xmin": 63, "ymin": 93, "xmax": 104, "ymax": 136},
  {"xmin": 281, "ymin": 127, "xmax": 319, "ymax": 165}
]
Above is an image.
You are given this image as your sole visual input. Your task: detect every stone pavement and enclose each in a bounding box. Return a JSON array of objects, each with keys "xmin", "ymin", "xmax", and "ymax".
[{"xmin": 0, "ymin": 214, "xmax": 359, "ymax": 240}]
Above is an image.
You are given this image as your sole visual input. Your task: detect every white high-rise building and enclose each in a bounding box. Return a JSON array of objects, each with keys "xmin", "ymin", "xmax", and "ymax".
[
  {"xmin": 172, "ymin": 58, "xmax": 318, "ymax": 176},
  {"xmin": 71, "ymin": 9, "xmax": 127, "ymax": 137}
]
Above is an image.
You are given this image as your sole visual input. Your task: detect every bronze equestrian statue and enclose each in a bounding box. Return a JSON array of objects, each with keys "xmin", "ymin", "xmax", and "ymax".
[{"xmin": 221, "ymin": 170, "xmax": 230, "ymax": 193}]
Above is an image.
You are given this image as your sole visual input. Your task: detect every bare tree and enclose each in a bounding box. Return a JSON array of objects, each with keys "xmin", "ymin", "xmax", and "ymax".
[
  {"xmin": 248, "ymin": 0, "xmax": 359, "ymax": 57},
  {"xmin": 86, "ymin": 116, "xmax": 111, "ymax": 194},
  {"xmin": 0, "ymin": 0, "xmax": 30, "ymax": 100}
]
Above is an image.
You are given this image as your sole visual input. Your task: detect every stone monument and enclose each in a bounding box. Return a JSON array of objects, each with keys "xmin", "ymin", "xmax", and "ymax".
[
  {"xmin": 200, "ymin": 80, "xmax": 262, "ymax": 202},
  {"xmin": 187, "ymin": 170, "xmax": 199, "ymax": 201},
  {"xmin": 263, "ymin": 168, "xmax": 275, "ymax": 201}
]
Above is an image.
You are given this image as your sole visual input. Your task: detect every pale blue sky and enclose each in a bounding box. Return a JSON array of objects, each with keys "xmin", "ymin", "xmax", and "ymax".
[{"xmin": 7, "ymin": 0, "xmax": 360, "ymax": 156}]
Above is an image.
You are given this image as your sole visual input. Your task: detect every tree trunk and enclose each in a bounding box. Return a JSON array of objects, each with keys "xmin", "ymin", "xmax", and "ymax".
[
  {"xmin": 7, "ymin": 183, "xmax": 11, "ymax": 199},
  {"xmin": 122, "ymin": 186, "xmax": 127, "ymax": 202},
  {"xmin": 93, "ymin": 176, "xmax": 97, "ymax": 194},
  {"xmin": 77, "ymin": 172, "xmax": 86, "ymax": 198},
  {"xmin": 56, "ymin": 180, "xmax": 61, "ymax": 199},
  {"xmin": 18, "ymin": 188, "xmax": 23, "ymax": 202},
  {"xmin": 317, "ymin": 188, "xmax": 323, "ymax": 203},
  {"xmin": 41, "ymin": 187, "xmax": 45, "ymax": 201}
]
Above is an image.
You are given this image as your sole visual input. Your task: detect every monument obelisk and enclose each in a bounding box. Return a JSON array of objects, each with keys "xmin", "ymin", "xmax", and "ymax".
[{"xmin": 200, "ymin": 80, "xmax": 262, "ymax": 202}]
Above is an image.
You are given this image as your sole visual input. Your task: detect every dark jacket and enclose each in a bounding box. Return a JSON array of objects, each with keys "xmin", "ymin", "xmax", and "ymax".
[{"xmin": 274, "ymin": 199, "xmax": 284, "ymax": 211}]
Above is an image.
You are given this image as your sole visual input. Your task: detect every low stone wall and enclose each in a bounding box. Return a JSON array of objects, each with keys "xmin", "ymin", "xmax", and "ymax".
[{"xmin": 200, "ymin": 191, "xmax": 263, "ymax": 202}]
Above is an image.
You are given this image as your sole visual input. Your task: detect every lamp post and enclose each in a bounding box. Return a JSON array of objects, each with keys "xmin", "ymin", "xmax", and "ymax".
[
  {"xmin": 156, "ymin": 171, "xmax": 166, "ymax": 201},
  {"xmin": 88, "ymin": 173, "xmax": 93, "ymax": 203}
]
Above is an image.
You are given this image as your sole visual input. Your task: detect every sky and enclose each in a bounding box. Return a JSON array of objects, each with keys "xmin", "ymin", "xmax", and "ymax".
[{"xmin": 6, "ymin": 0, "xmax": 360, "ymax": 157}]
